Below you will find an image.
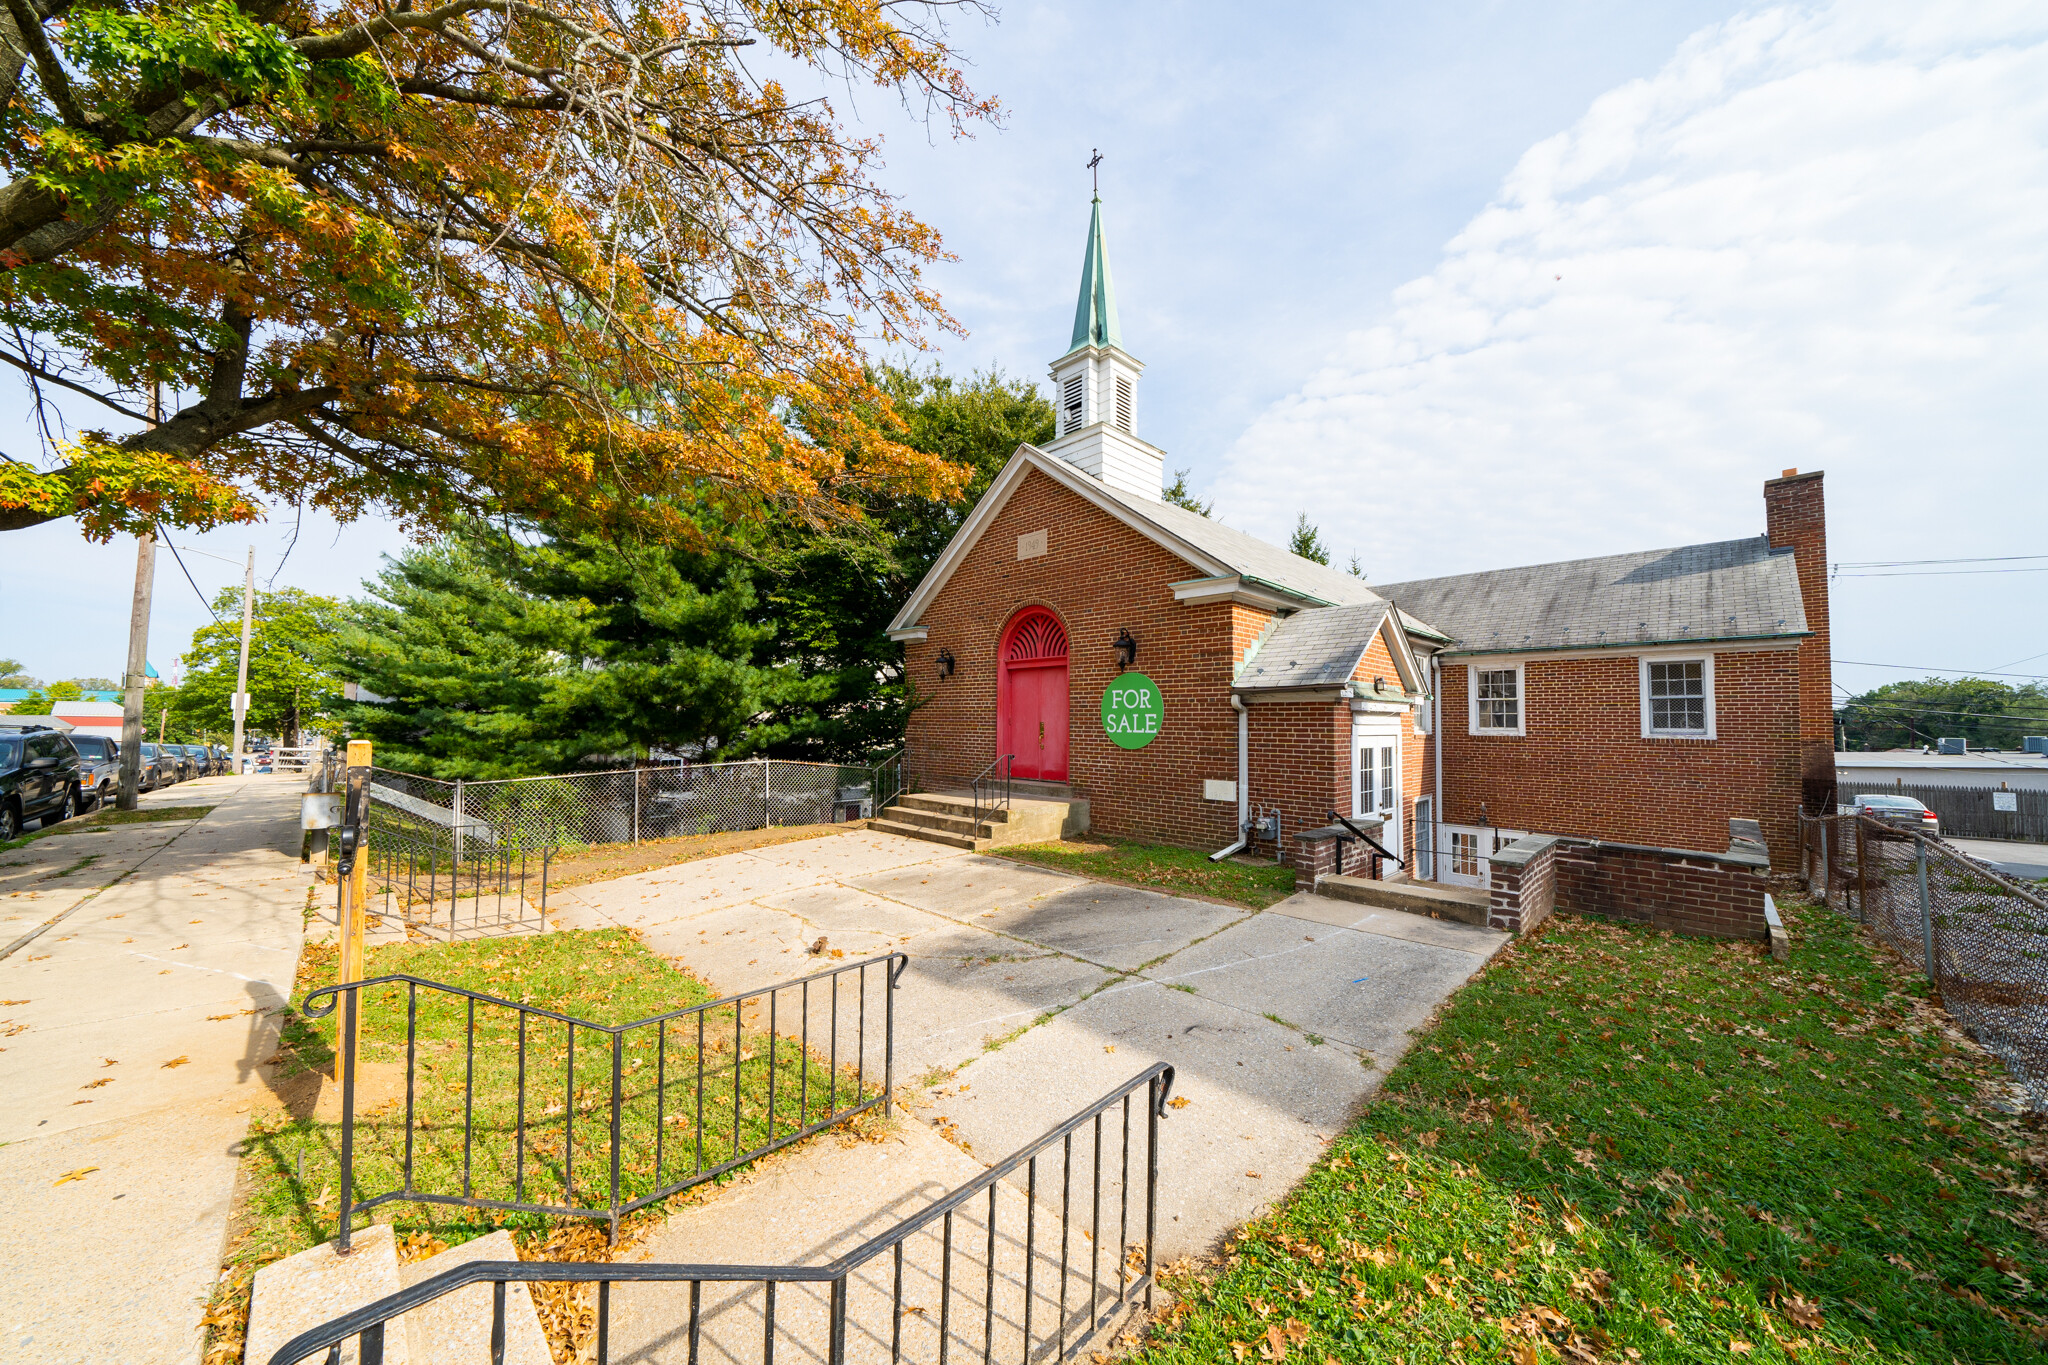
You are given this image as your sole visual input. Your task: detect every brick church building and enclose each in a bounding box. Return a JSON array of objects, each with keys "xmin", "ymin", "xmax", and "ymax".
[{"xmin": 884, "ymin": 197, "xmax": 1833, "ymax": 888}]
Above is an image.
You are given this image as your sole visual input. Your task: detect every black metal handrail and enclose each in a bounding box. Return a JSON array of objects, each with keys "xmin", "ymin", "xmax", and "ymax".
[
  {"xmin": 1327, "ymin": 809, "xmax": 1407, "ymax": 873},
  {"xmin": 972, "ymin": 753, "xmax": 1014, "ymax": 829},
  {"xmin": 871, "ymin": 748, "xmax": 910, "ymax": 815},
  {"xmin": 268, "ymin": 1062, "xmax": 1173, "ymax": 1365},
  {"xmin": 299, "ymin": 952, "xmax": 909, "ymax": 1249}
]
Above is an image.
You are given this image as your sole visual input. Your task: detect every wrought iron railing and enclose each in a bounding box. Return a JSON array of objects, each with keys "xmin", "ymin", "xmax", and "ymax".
[
  {"xmin": 360, "ymin": 818, "xmax": 553, "ymax": 940},
  {"xmin": 267, "ymin": 1062, "xmax": 1174, "ymax": 1365},
  {"xmin": 871, "ymin": 748, "xmax": 911, "ymax": 816},
  {"xmin": 971, "ymin": 754, "xmax": 1014, "ymax": 830},
  {"xmin": 299, "ymin": 953, "xmax": 909, "ymax": 1248}
]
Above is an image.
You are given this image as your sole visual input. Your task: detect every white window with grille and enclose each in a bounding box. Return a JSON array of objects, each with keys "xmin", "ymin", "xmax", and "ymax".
[
  {"xmin": 1115, "ymin": 375, "xmax": 1134, "ymax": 432},
  {"xmin": 1062, "ymin": 374, "xmax": 1086, "ymax": 434},
  {"xmin": 1467, "ymin": 663, "xmax": 1524, "ymax": 735},
  {"xmin": 1450, "ymin": 831, "xmax": 1480, "ymax": 879},
  {"xmin": 1641, "ymin": 654, "xmax": 1715, "ymax": 738}
]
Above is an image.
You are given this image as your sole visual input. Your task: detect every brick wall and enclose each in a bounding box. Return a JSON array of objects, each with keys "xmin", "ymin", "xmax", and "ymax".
[
  {"xmin": 1486, "ymin": 825, "xmax": 1769, "ymax": 939},
  {"xmin": 1243, "ymin": 698, "xmax": 1351, "ymax": 858},
  {"xmin": 1765, "ymin": 470, "xmax": 1835, "ymax": 812},
  {"xmin": 1429, "ymin": 648, "xmax": 1803, "ymax": 865},
  {"xmin": 902, "ymin": 467, "xmax": 1256, "ymax": 849},
  {"xmin": 1486, "ymin": 834, "xmax": 1559, "ymax": 935}
]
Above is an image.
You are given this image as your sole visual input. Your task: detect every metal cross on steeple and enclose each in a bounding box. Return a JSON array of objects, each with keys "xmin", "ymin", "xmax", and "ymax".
[{"xmin": 1088, "ymin": 149, "xmax": 1103, "ymax": 195}]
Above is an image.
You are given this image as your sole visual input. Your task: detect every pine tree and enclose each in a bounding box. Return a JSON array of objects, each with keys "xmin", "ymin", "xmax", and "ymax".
[
  {"xmin": 1289, "ymin": 513, "xmax": 1331, "ymax": 565},
  {"xmin": 1162, "ymin": 469, "xmax": 1213, "ymax": 517}
]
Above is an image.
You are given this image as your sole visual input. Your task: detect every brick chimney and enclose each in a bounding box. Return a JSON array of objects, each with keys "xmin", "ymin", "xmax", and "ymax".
[{"xmin": 1765, "ymin": 470, "xmax": 1834, "ymax": 811}]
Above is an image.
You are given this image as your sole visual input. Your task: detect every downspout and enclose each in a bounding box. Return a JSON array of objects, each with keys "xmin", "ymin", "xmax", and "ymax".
[
  {"xmin": 1431, "ymin": 652, "xmax": 1443, "ymax": 883},
  {"xmin": 1209, "ymin": 693, "xmax": 1250, "ymax": 862}
]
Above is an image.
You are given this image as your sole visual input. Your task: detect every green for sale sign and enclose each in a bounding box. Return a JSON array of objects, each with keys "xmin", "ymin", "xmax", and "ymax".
[{"xmin": 1101, "ymin": 672, "xmax": 1163, "ymax": 749}]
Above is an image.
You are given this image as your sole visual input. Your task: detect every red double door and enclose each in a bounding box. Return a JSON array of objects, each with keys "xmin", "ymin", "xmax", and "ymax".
[{"xmin": 997, "ymin": 608, "xmax": 1070, "ymax": 781}]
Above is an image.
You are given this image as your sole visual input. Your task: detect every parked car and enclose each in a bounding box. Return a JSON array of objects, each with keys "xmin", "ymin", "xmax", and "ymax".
[
  {"xmin": 174, "ymin": 743, "xmax": 213, "ymax": 778},
  {"xmin": 1851, "ymin": 793, "xmax": 1940, "ymax": 836},
  {"xmin": 66, "ymin": 733, "xmax": 123, "ymax": 810},
  {"xmin": 138, "ymin": 741, "xmax": 178, "ymax": 787},
  {"xmin": 0, "ymin": 728, "xmax": 83, "ymax": 839}
]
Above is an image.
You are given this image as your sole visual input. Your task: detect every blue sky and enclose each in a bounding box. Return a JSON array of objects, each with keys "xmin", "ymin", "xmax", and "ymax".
[{"xmin": 5, "ymin": 1, "xmax": 2045, "ymax": 706}]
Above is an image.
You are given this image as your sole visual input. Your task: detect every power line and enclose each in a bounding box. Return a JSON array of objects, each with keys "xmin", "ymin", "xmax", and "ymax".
[
  {"xmin": 1833, "ymin": 567, "xmax": 2048, "ymax": 578},
  {"xmin": 1832, "ymin": 659, "xmax": 2048, "ymax": 681},
  {"xmin": 1834, "ymin": 554, "xmax": 2048, "ymax": 568},
  {"xmin": 159, "ymin": 533, "xmax": 224, "ymax": 627}
]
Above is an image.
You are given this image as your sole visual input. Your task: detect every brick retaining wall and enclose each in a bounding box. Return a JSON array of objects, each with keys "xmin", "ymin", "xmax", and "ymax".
[{"xmin": 1487, "ymin": 818, "xmax": 1770, "ymax": 939}]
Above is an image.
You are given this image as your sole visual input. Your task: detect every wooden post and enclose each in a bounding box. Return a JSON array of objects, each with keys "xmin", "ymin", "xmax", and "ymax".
[{"xmin": 340, "ymin": 738, "xmax": 372, "ymax": 986}]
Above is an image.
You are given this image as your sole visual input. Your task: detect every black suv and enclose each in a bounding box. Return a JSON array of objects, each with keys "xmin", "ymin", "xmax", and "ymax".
[{"xmin": 0, "ymin": 727, "xmax": 83, "ymax": 839}]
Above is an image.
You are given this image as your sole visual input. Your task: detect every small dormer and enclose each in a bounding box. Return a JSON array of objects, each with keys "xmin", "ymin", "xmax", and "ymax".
[{"xmin": 1044, "ymin": 194, "xmax": 1166, "ymax": 501}]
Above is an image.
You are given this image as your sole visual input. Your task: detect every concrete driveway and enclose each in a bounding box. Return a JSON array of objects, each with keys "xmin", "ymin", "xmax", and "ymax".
[{"xmin": 552, "ymin": 829, "xmax": 1508, "ymax": 1259}]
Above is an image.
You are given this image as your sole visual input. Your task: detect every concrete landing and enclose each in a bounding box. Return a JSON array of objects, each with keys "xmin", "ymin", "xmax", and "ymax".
[
  {"xmin": 246, "ymin": 1224, "xmax": 410, "ymax": 1365},
  {"xmin": 1314, "ymin": 873, "xmax": 1491, "ymax": 926}
]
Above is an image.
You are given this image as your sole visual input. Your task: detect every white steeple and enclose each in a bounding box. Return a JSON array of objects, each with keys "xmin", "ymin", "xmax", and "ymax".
[{"xmin": 1043, "ymin": 193, "xmax": 1165, "ymax": 501}]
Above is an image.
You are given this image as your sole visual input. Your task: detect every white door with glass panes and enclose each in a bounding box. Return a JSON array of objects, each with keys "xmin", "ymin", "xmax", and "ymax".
[{"xmin": 1351, "ymin": 720, "xmax": 1401, "ymax": 866}]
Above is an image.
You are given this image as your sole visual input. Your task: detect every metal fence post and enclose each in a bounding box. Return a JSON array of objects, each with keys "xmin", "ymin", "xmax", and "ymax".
[
  {"xmin": 1917, "ymin": 837, "xmax": 1934, "ymax": 982},
  {"xmin": 763, "ymin": 758, "xmax": 773, "ymax": 828},
  {"xmin": 452, "ymin": 777, "xmax": 464, "ymax": 873},
  {"xmin": 1855, "ymin": 820, "xmax": 1870, "ymax": 923},
  {"xmin": 632, "ymin": 770, "xmax": 641, "ymax": 846}
]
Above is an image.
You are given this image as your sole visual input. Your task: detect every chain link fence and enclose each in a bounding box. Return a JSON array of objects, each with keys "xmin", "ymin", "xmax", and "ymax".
[
  {"xmin": 368, "ymin": 756, "xmax": 908, "ymax": 856},
  {"xmin": 1801, "ymin": 811, "xmax": 2048, "ymax": 1107}
]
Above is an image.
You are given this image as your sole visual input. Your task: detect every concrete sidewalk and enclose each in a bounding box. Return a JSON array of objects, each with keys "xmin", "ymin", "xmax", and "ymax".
[{"xmin": 0, "ymin": 775, "xmax": 313, "ymax": 1365}]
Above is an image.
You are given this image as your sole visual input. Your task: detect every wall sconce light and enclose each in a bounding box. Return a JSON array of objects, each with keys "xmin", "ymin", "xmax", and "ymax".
[
  {"xmin": 1112, "ymin": 629, "xmax": 1138, "ymax": 670},
  {"xmin": 935, "ymin": 648, "xmax": 956, "ymax": 680},
  {"xmin": 1373, "ymin": 675, "xmax": 1387, "ymax": 694}
]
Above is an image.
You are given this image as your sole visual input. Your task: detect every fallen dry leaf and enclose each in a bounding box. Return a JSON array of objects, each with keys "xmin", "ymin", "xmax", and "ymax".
[
  {"xmin": 0, "ymin": 999, "xmax": 27, "ymax": 1006},
  {"xmin": 161, "ymin": 1055, "xmax": 191, "ymax": 1069},
  {"xmin": 1782, "ymin": 1293, "xmax": 1823, "ymax": 1329},
  {"xmin": 1169, "ymin": 1095, "xmax": 1190, "ymax": 1109},
  {"xmin": 1730, "ymin": 1341, "xmax": 1753, "ymax": 1356},
  {"xmin": 53, "ymin": 1166, "xmax": 98, "ymax": 1186},
  {"xmin": 80, "ymin": 1078, "xmax": 112, "ymax": 1090},
  {"xmin": 1104, "ymin": 1044, "xmax": 1116, "ymax": 1053}
]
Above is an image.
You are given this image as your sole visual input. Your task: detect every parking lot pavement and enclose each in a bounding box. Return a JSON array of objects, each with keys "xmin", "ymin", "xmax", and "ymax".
[
  {"xmin": 0, "ymin": 775, "xmax": 312, "ymax": 1365},
  {"xmin": 1945, "ymin": 836, "xmax": 2048, "ymax": 882},
  {"xmin": 557, "ymin": 832, "xmax": 1510, "ymax": 1259}
]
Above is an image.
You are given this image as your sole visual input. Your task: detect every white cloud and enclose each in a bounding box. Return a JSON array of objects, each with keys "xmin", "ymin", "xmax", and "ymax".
[{"xmin": 1214, "ymin": 0, "xmax": 2048, "ymax": 620}]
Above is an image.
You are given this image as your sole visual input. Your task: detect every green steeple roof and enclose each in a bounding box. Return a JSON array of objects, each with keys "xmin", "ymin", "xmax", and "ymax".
[{"xmin": 1066, "ymin": 195, "xmax": 1122, "ymax": 354}]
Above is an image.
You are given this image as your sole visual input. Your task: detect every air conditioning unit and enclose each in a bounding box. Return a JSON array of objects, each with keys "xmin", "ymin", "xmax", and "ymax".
[
  {"xmin": 2026, "ymin": 736, "xmax": 2048, "ymax": 756},
  {"xmin": 1937, "ymin": 737, "xmax": 1967, "ymax": 755}
]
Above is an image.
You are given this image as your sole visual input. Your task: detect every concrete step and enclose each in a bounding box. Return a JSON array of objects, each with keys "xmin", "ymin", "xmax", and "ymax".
[
  {"xmin": 1315, "ymin": 874, "xmax": 1491, "ymax": 927},
  {"xmin": 246, "ymin": 1223, "xmax": 411, "ymax": 1365},
  {"xmin": 869, "ymin": 817, "xmax": 987, "ymax": 852},
  {"xmin": 610, "ymin": 1115, "xmax": 1144, "ymax": 1364},
  {"xmin": 895, "ymin": 792, "xmax": 1013, "ymax": 824},
  {"xmin": 399, "ymin": 1230, "xmax": 551, "ymax": 1364},
  {"xmin": 883, "ymin": 804, "xmax": 999, "ymax": 839}
]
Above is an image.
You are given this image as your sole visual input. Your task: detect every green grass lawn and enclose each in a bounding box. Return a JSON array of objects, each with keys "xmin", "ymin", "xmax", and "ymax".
[
  {"xmin": 1000, "ymin": 834, "xmax": 1298, "ymax": 908},
  {"xmin": 208, "ymin": 928, "xmax": 884, "ymax": 1364},
  {"xmin": 1133, "ymin": 898, "xmax": 2048, "ymax": 1364},
  {"xmin": 0, "ymin": 802, "xmax": 214, "ymax": 852}
]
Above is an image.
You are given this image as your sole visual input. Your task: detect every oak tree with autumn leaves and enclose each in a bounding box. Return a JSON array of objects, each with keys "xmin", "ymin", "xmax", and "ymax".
[{"xmin": 0, "ymin": 0, "xmax": 991, "ymax": 540}]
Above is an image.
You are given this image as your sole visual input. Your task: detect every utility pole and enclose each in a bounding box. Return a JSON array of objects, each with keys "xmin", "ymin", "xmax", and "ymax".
[
  {"xmin": 230, "ymin": 546, "xmax": 255, "ymax": 770},
  {"xmin": 116, "ymin": 387, "xmax": 161, "ymax": 811}
]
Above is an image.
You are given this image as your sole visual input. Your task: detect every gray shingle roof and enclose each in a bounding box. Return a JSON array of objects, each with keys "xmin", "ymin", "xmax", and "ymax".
[
  {"xmin": 1089, "ymin": 478, "xmax": 1385, "ymax": 608},
  {"xmin": 1235, "ymin": 602, "xmax": 1392, "ymax": 691},
  {"xmin": 1372, "ymin": 537, "xmax": 1809, "ymax": 655}
]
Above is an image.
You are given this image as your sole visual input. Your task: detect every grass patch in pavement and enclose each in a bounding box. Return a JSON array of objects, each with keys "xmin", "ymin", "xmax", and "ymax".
[
  {"xmin": 1000, "ymin": 834, "xmax": 1298, "ymax": 909},
  {"xmin": 0, "ymin": 803, "xmax": 214, "ymax": 852},
  {"xmin": 1133, "ymin": 899, "xmax": 2048, "ymax": 1364},
  {"xmin": 205, "ymin": 927, "xmax": 884, "ymax": 1365}
]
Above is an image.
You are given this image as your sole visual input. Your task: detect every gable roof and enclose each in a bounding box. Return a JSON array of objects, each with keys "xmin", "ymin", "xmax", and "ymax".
[
  {"xmin": 1235, "ymin": 602, "xmax": 1390, "ymax": 690},
  {"xmin": 888, "ymin": 444, "xmax": 1382, "ymax": 633},
  {"xmin": 1372, "ymin": 537, "xmax": 1810, "ymax": 656}
]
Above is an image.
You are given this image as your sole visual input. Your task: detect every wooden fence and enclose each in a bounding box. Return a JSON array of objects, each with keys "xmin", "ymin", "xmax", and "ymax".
[{"xmin": 1837, "ymin": 780, "xmax": 2048, "ymax": 842}]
